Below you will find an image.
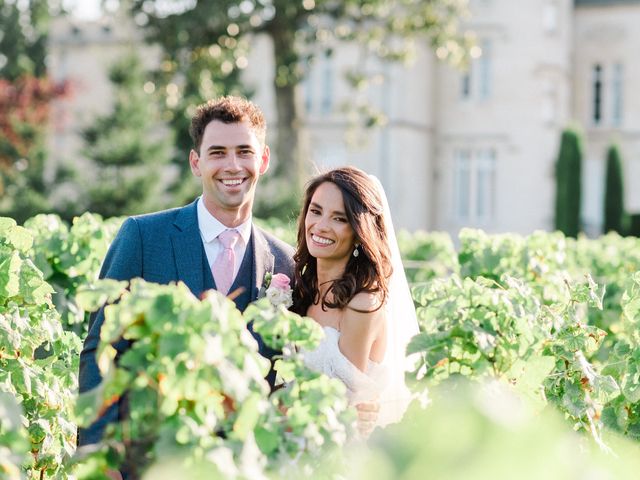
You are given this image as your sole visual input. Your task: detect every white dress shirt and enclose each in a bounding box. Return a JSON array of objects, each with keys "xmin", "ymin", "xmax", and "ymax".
[{"xmin": 197, "ymin": 197, "xmax": 252, "ymax": 281}]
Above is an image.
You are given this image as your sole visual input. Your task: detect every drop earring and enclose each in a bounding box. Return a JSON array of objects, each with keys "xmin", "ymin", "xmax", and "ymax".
[{"xmin": 353, "ymin": 244, "xmax": 360, "ymax": 257}]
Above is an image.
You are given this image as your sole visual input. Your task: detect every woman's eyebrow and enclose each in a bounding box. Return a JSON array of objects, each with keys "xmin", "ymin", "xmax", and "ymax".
[{"xmin": 310, "ymin": 202, "xmax": 346, "ymax": 216}]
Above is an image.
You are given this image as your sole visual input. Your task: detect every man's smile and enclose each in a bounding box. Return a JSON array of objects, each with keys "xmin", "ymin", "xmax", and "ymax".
[{"xmin": 219, "ymin": 178, "xmax": 246, "ymax": 188}]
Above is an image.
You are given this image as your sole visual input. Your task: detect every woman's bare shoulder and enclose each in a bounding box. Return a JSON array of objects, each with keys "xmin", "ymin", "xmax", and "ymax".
[{"xmin": 347, "ymin": 291, "xmax": 383, "ymax": 313}]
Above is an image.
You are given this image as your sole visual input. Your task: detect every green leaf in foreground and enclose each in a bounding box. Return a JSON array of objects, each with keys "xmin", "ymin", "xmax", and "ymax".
[{"xmin": 75, "ymin": 280, "xmax": 128, "ymax": 312}]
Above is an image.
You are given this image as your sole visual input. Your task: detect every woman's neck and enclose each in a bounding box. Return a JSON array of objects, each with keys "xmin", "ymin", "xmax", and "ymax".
[{"xmin": 316, "ymin": 258, "xmax": 347, "ymax": 290}]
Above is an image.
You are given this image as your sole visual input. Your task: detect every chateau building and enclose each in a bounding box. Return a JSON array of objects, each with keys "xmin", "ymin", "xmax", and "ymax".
[{"xmin": 48, "ymin": 0, "xmax": 640, "ymax": 235}]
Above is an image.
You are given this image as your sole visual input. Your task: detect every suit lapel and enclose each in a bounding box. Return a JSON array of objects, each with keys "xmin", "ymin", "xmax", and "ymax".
[
  {"xmin": 251, "ymin": 225, "xmax": 274, "ymax": 301},
  {"xmin": 170, "ymin": 200, "xmax": 205, "ymax": 296}
]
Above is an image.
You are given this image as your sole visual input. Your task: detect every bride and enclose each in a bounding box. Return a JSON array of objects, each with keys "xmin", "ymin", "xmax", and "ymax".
[{"xmin": 291, "ymin": 166, "xmax": 419, "ymax": 435}]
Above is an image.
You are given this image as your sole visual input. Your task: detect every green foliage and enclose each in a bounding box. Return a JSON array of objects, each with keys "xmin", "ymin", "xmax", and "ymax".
[
  {"xmin": 73, "ymin": 281, "xmax": 354, "ymax": 478},
  {"xmin": 253, "ymin": 216, "xmax": 297, "ymax": 247},
  {"xmin": 569, "ymin": 233, "xmax": 640, "ymax": 339},
  {"xmin": 81, "ymin": 53, "xmax": 173, "ymax": 218},
  {"xmin": 0, "ymin": 217, "xmax": 80, "ymax": 479},
  {"xmin": 408, "ymin": 273, "xmax": 613, "ymax": 435},
  {"xmin": 603, "ymin": 144, "xmax": 626, "ymax": 235},
  {"xmin": 0, "ymin": 2, "xmax": 75, "ymax": 223},
  {"xmin": 407, "ymin": 227, "xmax": 640, "ymax": 447},
  {"xmin": 253, "ymin": 185, "xmax": 300, "ymax": 235},
  {"xmin": 599, "ymin": 272, "xmax": 640, "ymax": 439},
  {"xmin": 356, "ymin": 379, "xmax": 640, "ymax": 480},
  {"xmin": 554, "ymin": 128, "xmax": 583, "ymax": 238},
  {"xmin": 397, "ymin": 230, "xmax": 459, "ymax": 283},
  {"xmin": 0, "ymin": 76, "xmax": 74, "ymax": 223},
  {"xmin": 629, "ymin": 213, "xmax": 640, "ymax": 238},
  {"xmin": 0, "ymin": 391, "xmax": 29, "ymax": 480},
  {"xmin": 24, "ymin": 213, "xmax": 122, "ymax": 336},
  {"xmin": 5, "ymin": 211, "xmax": 640, "ymax": 477},
  {"xmin": 0, "ymin": 0, "xmax": 54, "ymax": 80},
  {"xmin": 124, "ymin": 4, "xmax": 249, "ymax": 205}
]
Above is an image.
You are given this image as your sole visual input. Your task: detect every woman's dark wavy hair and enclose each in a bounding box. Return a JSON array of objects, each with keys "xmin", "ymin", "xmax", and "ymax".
[{"xmin": 292, "ymin": 166, "xmax": 392, "ymax": 315}]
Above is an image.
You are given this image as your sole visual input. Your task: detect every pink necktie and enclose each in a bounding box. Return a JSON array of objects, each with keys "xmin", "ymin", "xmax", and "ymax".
[{"xmin": 212, "ymin": 229, "xmax": 240, "ymax": 295}]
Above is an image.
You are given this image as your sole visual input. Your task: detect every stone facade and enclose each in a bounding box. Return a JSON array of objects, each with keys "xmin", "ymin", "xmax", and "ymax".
[
  {"xmin": 48, "ymin": 0, "xmax": 640, "ymax": 235},
  {"xmin": 573, "ymin": 0, "xmax": 640, "ymax": 235}
]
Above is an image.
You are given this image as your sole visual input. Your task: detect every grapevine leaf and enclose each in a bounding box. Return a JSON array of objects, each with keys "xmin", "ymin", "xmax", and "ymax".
[
  {"xmin": 621, "ymin": 372, "xmax": 640, "ymax": 403},
  {"xmin": 75, "ymin": 279, "xmax": 128, "ymax": 312},
  {"xmin": 232, "ymin": 393, "xmax": 262, "ymax": 440},
  {"xmin": 255, "ymin": 426, "xmax": 280, "ymax": 455}
]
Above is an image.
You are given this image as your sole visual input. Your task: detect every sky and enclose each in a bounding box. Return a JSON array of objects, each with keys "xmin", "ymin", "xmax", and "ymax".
[{"xmin": 66, "ymin": 0, "xmax": 102, "ymax": 19}]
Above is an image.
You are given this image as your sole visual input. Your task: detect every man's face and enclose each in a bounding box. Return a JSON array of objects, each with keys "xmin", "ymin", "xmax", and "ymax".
[{"xmin": 189, "ymin": 120, "xmax": 269, "ymax": 221}]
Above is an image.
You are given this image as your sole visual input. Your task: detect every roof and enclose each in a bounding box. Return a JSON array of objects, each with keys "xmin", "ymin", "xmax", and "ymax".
[{"xmin": 575, "ymin": 0, "xmax": 640, "ymax": 6}]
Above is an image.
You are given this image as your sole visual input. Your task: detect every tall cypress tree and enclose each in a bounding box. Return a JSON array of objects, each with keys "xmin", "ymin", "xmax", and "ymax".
[
  {"xmin": 82, "ymin": 53, "xmax": 173, "ymax": 218},
  {"xmin": 603, "ymin": 144, "xmax": 625, "ymax": 234},
  {"xmin": 554, "ymin": 128, "xmax": 582, "ymax": 237}
]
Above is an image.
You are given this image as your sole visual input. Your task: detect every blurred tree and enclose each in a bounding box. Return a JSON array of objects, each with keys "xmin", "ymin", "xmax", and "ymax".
[
  {"xmin": 81, "ymin": 53, "xmax": 173, "ymax": 218},
  {"xmin": 554, "ymin": 128, "xmax": 582, "ymax": 238},
  {"xmin": 0, "ymin": 0, "xmax": 73, "ymax": 223},
  {"xmin": 128, "ymin": 0, "xmax": 471, "ymax": 196},
  {"xmin": 603, "ymin": 144, "xmax": 626, "ymax": 235},
  {"xmin": 0, "ymin": 77, "xmax": 72, "ymax": 221},
  {"xmin": 0, "ymin": 0, "xmax": 51, "ymax": 80},
  {"xmin": 152, "ymin": 45, "xmax": 248, "ymax": 206},
  {"xmin": 628, "ymin": 213, "xmax": 640, "ymax": 238}
]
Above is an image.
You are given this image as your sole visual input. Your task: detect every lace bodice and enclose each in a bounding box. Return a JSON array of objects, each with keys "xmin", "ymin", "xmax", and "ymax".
[{"xmin": 302, "ymin": 326, "xmax": 390, "ymax": 405}]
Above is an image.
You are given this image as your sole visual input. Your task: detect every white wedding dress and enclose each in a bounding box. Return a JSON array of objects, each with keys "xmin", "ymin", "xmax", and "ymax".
[
  {"xmin": 301, "ymin": 176, "xmax": 419, "ymax": 428},
  {"xmin": 303, "ymin": 325, "xmax": 390, "ymax": 406}
]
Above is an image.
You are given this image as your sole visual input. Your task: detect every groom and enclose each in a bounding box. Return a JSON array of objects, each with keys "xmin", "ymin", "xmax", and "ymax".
[{"xmin": 78, "ymin": 96, "xmax": 295, "ymax": 447}]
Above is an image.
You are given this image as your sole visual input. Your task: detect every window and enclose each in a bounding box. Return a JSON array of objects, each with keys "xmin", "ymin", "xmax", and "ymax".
[
  {"xmin": 304, "ymin": 64, "xmax": 314, "ymax": 114},
  {"xmin": 478, "ymin": 40, "xmax": 492, "ymax": 100},
  {"xmin": 541, "ymin": 78, "xmax": 557, "ymax": 123},
  {"xmin": 321, "ymin": 52, "xmax": 333, "ymax": 114},
  {"xmin": 591, "ymin": 63, "xmax": 624, "ymax": 127},
  {"xmin": 454, "ymin": 148, "xmax": 496, "ymax": 223},
  {"xmin": 542, "ymin": 1, "xmax": 559, "ymax": 34},
  {"xmin": 475, "ymin": 149, "xmax": 496, "ymax": 221},
  {"xmin": 454, "ymin": 150, "xmax": 471, "ymax": 219},
  {"xmin": 592, "ymin": 64, "xmax": 603, "ymax": 125},
  {"xmin": 461, "ymin": 72, "xmax": 472, "ymax": 100},
  {"xmin": 460, "ymin": 39, "xmax": 492, "ymax": 101},
  {"xmin": 303, "ymin": 51, "xmax": 333, "ymax": 115},
  {"xmin": 612, "ymin": 63, "xmax": 623, "ymax": 126}
]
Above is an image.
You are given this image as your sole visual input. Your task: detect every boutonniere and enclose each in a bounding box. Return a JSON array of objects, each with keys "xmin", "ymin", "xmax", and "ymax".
[{"xmin": 262, "ymin": 272, "xmax": 293, "ymax": 308}]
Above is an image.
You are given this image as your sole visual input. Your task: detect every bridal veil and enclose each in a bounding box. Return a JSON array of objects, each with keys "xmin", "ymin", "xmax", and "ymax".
[{"xmin": 369, "ymin": 175, "xmax": 420, "ymax": 427}]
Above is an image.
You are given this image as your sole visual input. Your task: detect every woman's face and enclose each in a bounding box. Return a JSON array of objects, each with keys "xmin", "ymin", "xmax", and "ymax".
[{"xmin": 305, "ymin": 182, "xmax": 356, "ymax": 264}]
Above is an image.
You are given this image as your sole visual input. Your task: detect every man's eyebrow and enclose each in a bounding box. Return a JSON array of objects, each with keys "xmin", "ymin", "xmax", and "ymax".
[
  {"xmin": 206, "ymin": 145, "xmax": 226, "ymax": 152},
  {"xmin": 206, "ymin": 144, "xmax": 256, "ymax": 152}
]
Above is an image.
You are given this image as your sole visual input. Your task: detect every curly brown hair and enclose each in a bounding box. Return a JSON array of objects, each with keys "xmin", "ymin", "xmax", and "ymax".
[
  {"xmin": 292, "ymin": 167, "xmax": 393, "ymax": 315},
  {"xmin": 189, "ymin": 96, "xmax": 266, "ymax": 151}
]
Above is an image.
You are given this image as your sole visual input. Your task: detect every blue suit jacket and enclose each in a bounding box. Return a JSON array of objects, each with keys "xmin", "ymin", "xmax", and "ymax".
[{"xmin": 78, "ymin": 199, "xmax": 295, "ymax": 446}]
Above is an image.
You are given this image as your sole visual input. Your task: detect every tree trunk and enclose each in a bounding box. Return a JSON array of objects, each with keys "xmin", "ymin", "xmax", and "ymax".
[{"xmin": 269, "ymin": 29, "xmax": 307, "ymax": 192}]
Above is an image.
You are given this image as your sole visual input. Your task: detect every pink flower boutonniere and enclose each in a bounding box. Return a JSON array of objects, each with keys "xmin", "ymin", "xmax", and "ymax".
[{"xmin": 263, "ymin": 272, "xmax": 293, "ymax": 308}]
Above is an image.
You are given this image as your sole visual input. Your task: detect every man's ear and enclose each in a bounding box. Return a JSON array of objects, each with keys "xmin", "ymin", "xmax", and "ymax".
[
  {"xmin": 189, "ymin": 149, "xmax": 201, "ymax": 177},
  {"xmin": 259, "ymin": 145, "xmax": 270, "ymax": 175}
]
